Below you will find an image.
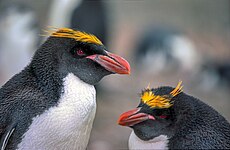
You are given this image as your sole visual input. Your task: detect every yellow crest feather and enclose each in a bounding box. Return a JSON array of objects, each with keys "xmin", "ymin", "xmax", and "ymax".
[
  {"xmin": 141, "ymin": 81, "xmax": 183, "ymax": 108},
  {"xmin": 42, "ymin": 27, "xmax": 103, "ymax": 45},
  {"xmin": 170, "ymin": 81, "xmax": 183, "ymax": 97}
]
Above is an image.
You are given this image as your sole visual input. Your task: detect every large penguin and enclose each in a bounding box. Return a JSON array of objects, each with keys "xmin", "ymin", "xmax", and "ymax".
[{"xmin": 0, "ymin": 28, "xmax": 130, "ymax": 150}]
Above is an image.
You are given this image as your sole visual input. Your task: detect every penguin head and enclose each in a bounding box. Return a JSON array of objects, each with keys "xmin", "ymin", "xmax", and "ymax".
[
  {"xmin": 35, "ymin": 28, "xmax": 130, "ymax": 85},
  {"xmin": 118, "ymin": 81, "xmax": 183, "ymax": 141}
]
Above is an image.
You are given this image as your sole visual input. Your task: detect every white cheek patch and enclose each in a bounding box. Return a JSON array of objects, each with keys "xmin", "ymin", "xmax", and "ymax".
[
  {"xmin": 17, "ymin": 73, "xmax": 96, "ymax": 150},
  {"xmin": 129, "ymin": 131, "xmax": 169, "ymax": 150}
]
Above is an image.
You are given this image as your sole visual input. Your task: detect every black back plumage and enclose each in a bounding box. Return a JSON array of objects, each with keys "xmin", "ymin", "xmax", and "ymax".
[{"xmin": 169, "ymin": 91, "xmax": 230, "ymax": 149}]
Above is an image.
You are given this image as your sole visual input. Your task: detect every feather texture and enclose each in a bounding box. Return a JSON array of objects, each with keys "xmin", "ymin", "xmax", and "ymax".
[
  {"xmin": 43, "ymin": 27, "xmax": 103, "ymax": 45},
  {"xmin": 141, "ymin": 81, "xmax": 183, "ymax": 108}
]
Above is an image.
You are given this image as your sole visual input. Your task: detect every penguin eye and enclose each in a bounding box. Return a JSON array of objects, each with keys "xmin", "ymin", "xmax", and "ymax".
[
  {"xmin": 76, "ymin": 49, "xmax": 85, "ymax": 56},
  {"xmin": 159, "ymin": 115, "xmax": 167, "ymax": 119}
]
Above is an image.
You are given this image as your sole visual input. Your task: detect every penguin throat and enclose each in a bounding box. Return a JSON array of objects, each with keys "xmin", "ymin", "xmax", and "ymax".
[{"xmin": 129, "ymin": 131, "xmax": 169, "ymax": 150}]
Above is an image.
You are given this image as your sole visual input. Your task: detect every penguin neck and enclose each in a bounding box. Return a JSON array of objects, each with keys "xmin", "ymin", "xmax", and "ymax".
[
  {"xmin": 30, "ymin": 47, "xmax": 64, "ymax": 102},
  {"xmin": 129, "ymin": 131, "xmax": 169, "ymax": 150},
  {"xmin": 172, "ymin": 93, "xmax": 197, "ymax": 133}
]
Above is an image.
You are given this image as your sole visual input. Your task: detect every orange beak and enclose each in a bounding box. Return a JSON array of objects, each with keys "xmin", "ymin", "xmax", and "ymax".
[
  {"xmin": 118, "ymin": 108, "xmax": 155, "ymax": 127},
  {"xmin": 87, "ymin": 52, "xmax": 131, "ymax": 74}
]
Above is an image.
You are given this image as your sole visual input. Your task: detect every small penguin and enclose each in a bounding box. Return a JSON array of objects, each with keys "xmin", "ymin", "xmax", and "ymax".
[
  {"xmin": 118, "ymin": 82, "xmax": 230, "ymax": 149},
  {"xmin": 0, "ymin": 28, "xmax": 130, "ymax": 150}
]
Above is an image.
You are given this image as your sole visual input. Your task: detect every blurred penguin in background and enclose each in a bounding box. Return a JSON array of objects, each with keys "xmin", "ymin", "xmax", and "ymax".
[
  {"xmin": 0, "ymin": 3, "xmax": 40, "ymax": 86},
  {"xmin": 197, "ymin": 61, "xmax": 230, "ymax": 91},
  {"xmin": 48, "ymin": 0, "xmax": 108, "ymax": 44},
  {"xmin": 134, "ymin": 27, "xmax": 200, "ymax": 75}
]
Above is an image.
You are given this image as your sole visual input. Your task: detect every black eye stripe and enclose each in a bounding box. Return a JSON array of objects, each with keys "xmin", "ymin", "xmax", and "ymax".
[{"xmin": 69, "ymin": 42, "xmax": 107, "ymax": 58}]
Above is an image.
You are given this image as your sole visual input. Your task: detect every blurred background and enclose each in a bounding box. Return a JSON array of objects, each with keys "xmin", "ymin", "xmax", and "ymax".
[{"xmin": 0, "ymin": 0, "xmax": 230, "ymax": 149}]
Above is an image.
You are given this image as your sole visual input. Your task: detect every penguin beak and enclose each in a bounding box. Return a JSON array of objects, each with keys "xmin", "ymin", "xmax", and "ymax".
[
  {"xmin": 86, "ymin": 52, "xmax": 131, "ymax": 74},
  {"xmin": 117, "ymin": 108, "xmax": 155, "ymax": 127}
]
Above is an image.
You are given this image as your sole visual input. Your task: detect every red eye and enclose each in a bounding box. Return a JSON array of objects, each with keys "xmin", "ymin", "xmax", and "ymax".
[
  {"xmin": 76, "ymin": 49, "xmax": 85, "ymax": 56},
  {"xmin": 159, "ymin": 115, "xmax": 167, "ymax": 119}
]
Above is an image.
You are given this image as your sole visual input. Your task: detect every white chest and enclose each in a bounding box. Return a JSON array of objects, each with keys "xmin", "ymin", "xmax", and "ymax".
[
  {"xmin": 17, "ymin": 73, "xmax": 96, "ymax": 150},
  {"xmin": 128, "ymin": 131, "xmax": 169, "ymax": 150}
]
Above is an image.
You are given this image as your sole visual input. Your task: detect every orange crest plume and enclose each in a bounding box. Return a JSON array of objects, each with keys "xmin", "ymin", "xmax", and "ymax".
[
  {"xmin": 42, "ymin": 27, "xmax": 103, "ymax": 45},
  {"xmin": 141, "ymin": 81, "xmax": 183, "ymax": 108}
]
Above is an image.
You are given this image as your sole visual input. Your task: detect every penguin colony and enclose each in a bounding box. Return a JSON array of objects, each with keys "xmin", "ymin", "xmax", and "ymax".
[
  {"xmin": 118, "ymin": 81, "xmax": 230, "ymax": 149},
  {"xmin": 0, "ymin": 27, "xmax": 130, "ymax": 150}
]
